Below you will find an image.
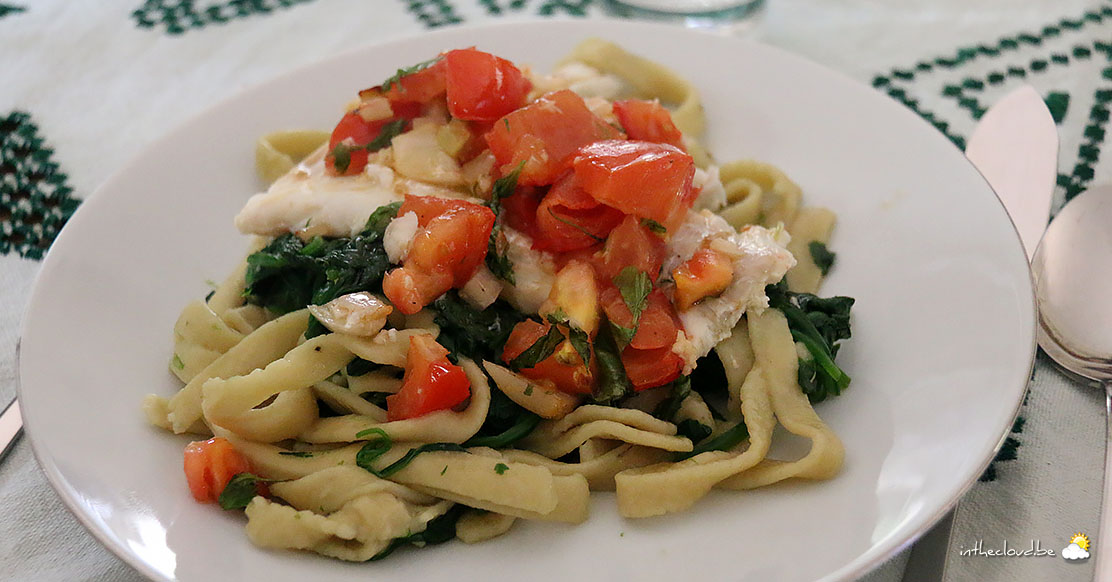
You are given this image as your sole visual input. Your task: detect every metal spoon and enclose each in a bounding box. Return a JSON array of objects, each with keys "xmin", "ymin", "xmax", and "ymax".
[{"xmin": 1031, "ymin": 184, "xmax": 1112, "ymax": 576}]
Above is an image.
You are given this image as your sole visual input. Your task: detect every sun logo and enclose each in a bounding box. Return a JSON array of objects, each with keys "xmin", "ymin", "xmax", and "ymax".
[
  {"xmin": 1071, "ymin": 533, "xmax": 1091, "ymax": 552},
  {"xmin": 1062, "ymin": 533, "xmax": 1091, "ymax": 561}
]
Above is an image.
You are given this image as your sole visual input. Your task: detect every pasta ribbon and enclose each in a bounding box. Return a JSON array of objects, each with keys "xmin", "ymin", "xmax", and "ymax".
[
  {"xmin": 255, "ymin": 130, "xmax": 330, "ymax": 185},
  {"xmin": 520, "ymin": 405, "xmax": 692, "ymax": 459},
  {"xmin": 717, "ymin": 308, "xmax": 844, "ymax": 489},
  {"xmin": 160, "ymin": 309, "xmax": 311, "ymax": 434},
  {"xmin": 201, "ymin": 332, "xmax": 354, "ymax": 442},
  {"xmin": 784, "ymin": 206, "xmax": 837, "ymax": 294},
  {"xmin": 718, "ymin": 160, "xmax": 803, "ymax": 230}
]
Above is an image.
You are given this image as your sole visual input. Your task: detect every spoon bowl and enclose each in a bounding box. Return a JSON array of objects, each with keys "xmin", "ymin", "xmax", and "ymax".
[
  {"xmin": 1033, "ymin": 185, "xmax": 1112, "ymax": 383},
  {"xmin": 1031, "ymin": 184, "xmax": 1112, "ymax": 577}
]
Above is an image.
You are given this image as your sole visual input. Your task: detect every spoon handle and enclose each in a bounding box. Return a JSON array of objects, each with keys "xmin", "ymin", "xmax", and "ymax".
[{"xmin": 1100, "ymin": 381, "xmax": 1112, "ymax": 579}]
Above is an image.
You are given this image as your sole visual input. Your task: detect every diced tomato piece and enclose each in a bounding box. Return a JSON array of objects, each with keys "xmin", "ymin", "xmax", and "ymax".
[
  {"xmin": 382, "ymin": 267, "xmax": 453, "ymax": 315},
  {"xmin": 485, "ymin": 90, "xmax": 624, "ymax": 186},
  {"xmin": 382, "ymin": 59, "xmax": 448, "ymax": 105},
  {"xmin": 592, "ymin": 215, "xmax": 667, "ymax": 284},
  {"xmin": 503, "ymin": 320, "xmax": 595, "ymax": 395},
  {"xmin": 612, "ymin": 99, "xmax": 685, "ymax": 150},
  {"xmin": 534, "ymin": 172, "xmax": 625, "ymax": 252},
  {"xmin": 383, "ymin": 197, "xmax": 495, "ymax": 314},
  {"xmin": 398, "ymin": 193, "xmax": 479, "ymax": 226},
  {"xmin": 444, "ymin": 48, "xmax": 532, "ymax": 122},
  {"xmin": 183, "ymin": 437, "xmax": 255, "ymax": 504},
  {"xmin": 387, "ymin": 334, "xmax": 471, "ymax": 421},
  {"xmin": 622, "ymin": 345, "xmax": 684, "ymax": 391},
  {"xmin": 573, "ymin": 140, "xmax": 696, "ymax": 230},
  {"xmin": 501, "ymin": 185, "xmax": 543, "ymax": 236},
  {"xmin": 325, "ymin": 112, "xmax": 388, "ymax": 176},
  {"xmin": 600, "ymin": 287, "xmax": 681, "ymax": 351},
  {"xmin": 673, "ymin": 246, "xmax": 735, "ymax": 310}
]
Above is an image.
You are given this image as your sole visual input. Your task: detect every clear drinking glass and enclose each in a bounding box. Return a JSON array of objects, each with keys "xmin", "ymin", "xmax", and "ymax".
[{"xmin": 602, "ymin": 0, "xmax": 766, "ymax": 30}]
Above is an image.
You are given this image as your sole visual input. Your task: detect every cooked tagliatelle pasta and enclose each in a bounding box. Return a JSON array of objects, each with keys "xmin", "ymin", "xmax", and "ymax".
[{"xmin": 144, "ymin": 39, "xmax": 857, "ymax": 562}]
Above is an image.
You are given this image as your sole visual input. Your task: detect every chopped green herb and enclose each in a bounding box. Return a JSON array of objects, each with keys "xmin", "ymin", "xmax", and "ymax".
[
  {"xmin": 523, "ymin": 385, "xmax": 534, "ymax": 396},
  {"xmin": 441, "ymin": 465, "xmax": 448, "ymax": 476},
  {"xmin": 503, "ymin": 118, "xmax": 510, "ymax": 131},
  {"xmin": 546, "ymin": 311, "xmax": 592, "ymax": 366},
  {"xmin": 329, "ymin": 142, "xmax": 355, "ymax": 174},
  {"xmin": 592, "ymin": 318, "xmax": 633, "ymax": 404},
  {"xmin": 218, "ymin": 473, "xmax": 268, "ymax": 510},
  {"xmin": 640, "ymin": 218, "xmax": 667, "ymax": 234},
  {"xmin": 613, "ymin": 266, "xmax": 652, "ymax": 322},
  {"xmin": 494, "ymin": 463, "xmax": 509, "ymax": 475},
  {"xmin": 808, "ymin": 241, "xmax": 836, "ymax": 275},
  {"xmin": 609, "ymin": 322, "xmax": 636, "ymax": 350},
  {"xmin": 381, "ymin": 55, "xmax": 443, "ymax": 93},
  {"xmin": 367, "ymin": 118, "xmax": 407, "ymax": 151},
  {"xmin": 485, "ymin": 163, "xmax": 525, "ymax": 285},
  {"xmin": 509, "ymin": 324, "xmax": 565, "ymax": 370},
  {"xmin": 278, "ymin": 451, "xmax": 314, "ymax": 458},
  {"xmin": 170, "ymin": 354, "xmax": 184, "ymax": 371}
]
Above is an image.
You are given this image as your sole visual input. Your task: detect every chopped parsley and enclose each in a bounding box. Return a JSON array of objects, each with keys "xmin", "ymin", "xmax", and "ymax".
[
  {"xmin": 494, "ymin": 463, "xmax": 509, "ymax": 475},
  {"xmin": 217, "ymin": 473, "xmax": 270, "ymax": 510},
  {"xmin": 640, "ymin": 218, "xmax": 667, "ymax": 234}
]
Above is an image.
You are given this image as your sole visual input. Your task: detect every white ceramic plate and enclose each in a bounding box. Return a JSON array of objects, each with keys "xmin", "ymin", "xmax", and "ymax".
[{"xmin": 19, "ymin": 19, "xmax": 1034, "ymax": 582}]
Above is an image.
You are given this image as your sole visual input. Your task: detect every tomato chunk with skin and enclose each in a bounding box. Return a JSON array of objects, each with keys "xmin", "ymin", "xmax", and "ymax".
[
  {"xmin": 600, "ymin": 287, "xmax": 682, "ymax": 351},
  {"xmin": 183, "ymin": 437, "xmax": 256, "ymax": 504},
  {"xmin": 622, "ymin": 345, "xmax": 685, "ymax": 391},
  {"xmin": 398, "ymin": 193, "xmax": 478, "ymax": 226},
  {"xmin": 387, "ymin": 334, "xmax": 471, "ymax": 421},
  {"xmin": 534, "ymin": 172, "xmax": 625, "ymax": 252},
  {"xmin": 485, "ymin": 90, "xmax": 624, "ymax": 186},
  {"xmin": 573, "ymin": 140, "xmax": 697, "ymax": 230},
  {"xmin": 503, "ymin": 320, "xmax": 595, "ymax": 396},
  {"xmin": 592, "ymin": 215, "xmax": 667, "ymax": 284},
  {"xmin": 382, "ymin": 59, "xmax": 447, "ymax": 105},
  {"xmin": 444, "ymin": 48, "xmax": 532, "ymax": 122},
  {"xmin": 325, "ymin": 112, "xmax": 389, "ymax": 176},
  {"xmin": 612, "ymin": 99, "xmax": 685, "ymax": 150},
  {"xmin": 673, "ymin": 246, "xmax": 736, "ymax": 310},
  {"xmin": 383, "ymin": 196, "xmax": 495, "ymax": 314}
]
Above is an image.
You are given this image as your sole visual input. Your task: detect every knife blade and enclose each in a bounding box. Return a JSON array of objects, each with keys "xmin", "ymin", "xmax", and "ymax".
[
  {"xmin": 902, "ymin": 85, "xmax": 1058, "ymax": 582},
  {"xmin": 965, "ymin": 84, "xmax": 1059, "ymax": 260},
  {"xmin": 0, "ymin": 398, "xmax": 22, "ymax": 462}
]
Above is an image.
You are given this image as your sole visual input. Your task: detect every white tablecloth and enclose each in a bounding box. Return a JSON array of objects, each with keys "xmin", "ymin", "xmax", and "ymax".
[{"xmin": 1, "ymin": 1, "xmax": 1107, "ymax": 580}]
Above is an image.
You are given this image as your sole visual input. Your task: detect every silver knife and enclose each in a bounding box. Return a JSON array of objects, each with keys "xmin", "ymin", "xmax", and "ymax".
[
  {"xmin": 901, "ymin": 85, "xmax": 1058, "ymax": 582},
  {"xmin": 965, "ymin": 85, "xmax": 1059, "ymax": 260},
  {"xmin": 0, "ymin": 397, "xmax": 22, "ymax": 461}
]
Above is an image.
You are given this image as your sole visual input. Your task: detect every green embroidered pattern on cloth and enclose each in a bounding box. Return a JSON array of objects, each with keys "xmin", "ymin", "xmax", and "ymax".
[
  {"xmin": 0, "ymin": 4, "xmax": 25, "ymax": 19},
  {"xmin": 410, "ymin": 0, "xmax": 591, "ymax": 26},
  {"xmin": 874, "ymin": 5, "xmax": 1112, "ymax": 205},
  {"xmin": 0, "ymin": 112, "xmax": 80, "ymax": 261},
  {"xmin": 132, "ymin": 0, "xmax": 317, "ymax": 35}
]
